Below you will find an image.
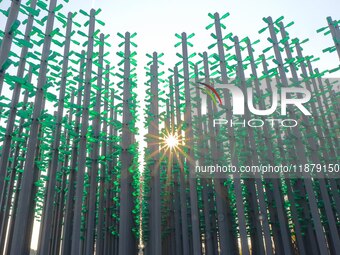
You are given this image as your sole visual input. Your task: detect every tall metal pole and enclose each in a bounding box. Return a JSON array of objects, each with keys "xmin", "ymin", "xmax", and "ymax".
[
  {"xmin": 0, "ymin": 66, "xmax": 33, "ymax": 254},
  {"xmin": 0, "ymin": 0, "xmax": 38, "ymax": 210},
  {"xmin": 9, "ymin": 0, "xmax": 58, "ymax": 253},
  {"xmin": 173, "ymin": 66, "xmax": 190, "ymax": 255},
  {"xmin": 180, "ymin": 32, "xmax": 202, "ymax": 255},
  {"xmin": 61, "ymin": 51, "xmax": 85, "ymax": 255},
  {"xmin": 85, "ymin": 33, "xmax": 105, "ymax": 255},
  {"xmin": 169, "ymin": 77, "xmax": 183, "ymax": 255},
  {"xmin": 38, "ymin": 12, "xmax": 73, "ymax": 255},
  {"xmin": 70, "ymin": 9, "xmax": 96, "ymax": 255},
  {"xmin": 97, "ymin": 64, "xmax": 111, "ymax": 255},
  {"xmin": 118, "ymin": 32, "xmax": 137, "ymax": 255},
  {"xmin": 52, "ymin": 106, "xmax": 73, "ymax": 255},
  {"xmin": 193, "ymin": 64, "xmax": 214, "ymax": 255},
  {"xmin": 149, "ymin": 52, "xmax": 161, "ymax": 255},
  {"xmin": 104, "ymin": 87, "xmax": 117, "ymax": 255}
]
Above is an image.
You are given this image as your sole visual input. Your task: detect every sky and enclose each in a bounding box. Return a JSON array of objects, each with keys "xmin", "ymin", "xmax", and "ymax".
[{"xmin": 0, "ymin": 0, "xmax": 339, "ymax": 251}]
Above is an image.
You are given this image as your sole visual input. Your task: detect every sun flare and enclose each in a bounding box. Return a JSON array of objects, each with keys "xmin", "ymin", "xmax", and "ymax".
[{"xmin": 164, "ymin": 134, "xmax": 179, "ymax": 149}]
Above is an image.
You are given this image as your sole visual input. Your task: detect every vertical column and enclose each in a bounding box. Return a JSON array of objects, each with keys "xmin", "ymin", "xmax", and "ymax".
[
  {"xmin": 118, "ymin": 32, "xmax": 137, "ymax": 255},
  {"xmin": 85, "ymin": 33, "xmax": 105, "ymax": 255},
  {"xmin": 169, "ymin": 77, "xmax": 182, "ymax": 255},
  {"xmin": 180, "ymin": 32, "xmax": 201, "ymax": 255},
  {"xmin": 0, "ymin": 0, "xmax": 38, "ymax": 210},
  {"xmin": 9, "ymin": 1, "xmax": 58, "ymax": 254},
  {"xmin": 149, "ymin": 53, "xmax": 161, "ymax": 255},
  {"xmin": 61, "ymin": 51, "xmax": 85, "ymax": 255},
  {"xmin": 38, "ymin": 12, "xmax": 73, "ymax": 255},
  {"xmin": 70, "ymin": 9, "xmax": 96, "ymax": 255},
  {"xmin": 193, "ymin": 64, "xmax": 214, "ymax": 255},
  {"xmin": 97, "ymin": 64, "xmax": 111, "ymax": 255},
  {"xmin": 0, "ymin": 66, "xmax": 33, "ymax": 254},
  {"xmin": 173, "ymin": 66, "xmax": 189, "ymax": 255}
]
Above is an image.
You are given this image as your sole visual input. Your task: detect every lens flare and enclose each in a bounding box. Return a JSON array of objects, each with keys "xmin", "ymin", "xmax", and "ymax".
[{"xmin": 164, "ymin": 134, "xmax": 179, "ymax": 149}]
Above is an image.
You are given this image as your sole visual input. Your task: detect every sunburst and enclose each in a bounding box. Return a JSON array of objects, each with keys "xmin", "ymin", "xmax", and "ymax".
[
  {"xmin": 144, "ymin": 117, "xmax": 195, "ymax": 170},
  {"xmin": 163, "ymin": 134, "xmax": 179, "ymax": 149}
]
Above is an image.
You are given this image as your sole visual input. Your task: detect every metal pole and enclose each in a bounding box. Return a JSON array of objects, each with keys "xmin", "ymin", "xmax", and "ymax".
[
  {"xmin": 96, "ymin": 64, "xmax": 110, "ymax": 255},
  {"xmin": 193, "ymin": 64, "xmax": 214, "ymax": 255},
  {"xmin": 118, "ymin": 31, "xmax": 137, "ymax": 255},
  {"xmin": 85, "ymin": 33, "xmax": 105, "ymax": 255},
  {"xmin": 149, "ymin": 52, "xmax": 161, "ymax": 255},
  {"xmin": 180, "ymin": 32, "xmax": 201, "ymax": 255},
  {"xmin": 169, "ymin": 77, "xmax": 183, "ymax": 255},
  {"xmin": 9, "ymin": 0, "xmax": 58, "ymax": 253},
  {"xmin": 61, "ymin": 51, "xmax": 85, "ymax": 255},
  {"xmin": 70, "ymin": 9, "xmax": 96, "ymax": 255},
  {"xmin": 173, "ymin": 66, "xmax": 190, "ymax": 255},
  {"xmin": 0, "ymin": 0, "xmax": 38, "ymax": 210},
  {"xmin": 38, "ymin": 12, "xmax": 73, "ymax": 254}
]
